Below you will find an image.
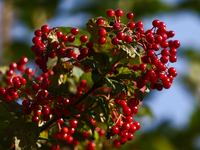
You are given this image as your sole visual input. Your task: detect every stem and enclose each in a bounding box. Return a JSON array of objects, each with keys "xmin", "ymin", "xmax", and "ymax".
[{"xmin": 40, "ymin": 115, "xmax": 60, "ymax": 132}]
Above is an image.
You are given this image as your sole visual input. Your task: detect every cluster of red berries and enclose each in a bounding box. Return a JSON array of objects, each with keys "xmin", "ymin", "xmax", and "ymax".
[
  {"xmin": 52, "ymin": 118, "xmax": 106, "ymax": 150},
  {"xmin": 110, "ymin": 96, "xmax": 140, "ymax": 147},
  {"xmin": 31, "ymin": 25, "xmax": 96, "ymax": 73},
  {"xmin": 96, "ymin": 9, "xmax": 179, "ymax": 91},
  {"xmin": 0, "ymin": 8, "xmax": 180, "ymax": 149}
]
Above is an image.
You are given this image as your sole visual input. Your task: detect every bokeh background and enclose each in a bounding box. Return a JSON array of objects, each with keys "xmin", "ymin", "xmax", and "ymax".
[{"xmin": 0, "ymin": 0, "xmax": 200, "ymax": 149}]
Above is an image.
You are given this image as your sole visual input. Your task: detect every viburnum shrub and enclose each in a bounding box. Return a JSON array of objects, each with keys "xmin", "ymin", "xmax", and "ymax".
[{"xmin": 0, "ymin": 8, "xmax": 179, "ymax": 150}]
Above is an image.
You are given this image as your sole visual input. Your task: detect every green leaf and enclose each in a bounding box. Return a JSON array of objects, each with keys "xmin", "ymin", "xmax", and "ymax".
[
  {"xmin": 80, "ymin": 72, "xmax": 94, "ymax": 87},
  {"xmin": 86, "ymin": 18, "xmax": 116, "ymax": 52},
  {"xmin": 97, "ymin": 97, "xmax": 114, "ymax": 127},
  {"xmin": 92, "ymin": 70, "xmax": 103, "ymax": 83},
  {"xmin": 18, "ymin": 122, "xmax": 39, "ymax": 149},
  {"xmin": 72, "ymin": 66, "xmax": 84, "ymax": 79},
  {"xmin": 6, "ymin": 119, "xmax": 39, "ymax": 150},
  {"xmin": 81, "ymin": 52, "xmax": 111, "ymax": 73},
  {"xmin": 75, "ymin": 117, "xmax": 95, "ymax": 136},
  {"xmin": 58, "ymin": 27, "xmax": 91, "ymax": 46},
  {"xmin": 106, "ymin": 77, "xmax": 125, "ymax": 95},
  {"xmin": 114, "ymin": 64, "xmax": 133, "ymax": 75},
  {"xmin": 137, "ymin": 105, "xmax": 153, "ymax": 118},
  {"xmin": 80, "ymin": 57, "xmax": 96, "ymax": 69},
  {"xmin": 1, "ymin": 98, "xmax": 24, "ymax": 113},
  {"xmin": 119, "ymin": 43, "xmax": 139, "ymax": 58}
]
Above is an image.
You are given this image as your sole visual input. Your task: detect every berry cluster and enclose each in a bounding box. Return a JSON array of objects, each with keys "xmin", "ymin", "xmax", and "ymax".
[
  {"xmin": 110, "ymin": 97, "xmax": 140, "ymax": 147},
  {"xmin": 0, "ymin": 8, "xmax": 180, "ymax": 150},
  {"xmin": 96, "ymin": 8, "xmax": 179, "ymax": 91}
]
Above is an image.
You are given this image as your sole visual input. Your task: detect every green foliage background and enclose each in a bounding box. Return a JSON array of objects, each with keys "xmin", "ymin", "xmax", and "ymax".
[{"xmin": 0, "ymin": 0, "xmax": 200, "ymax": 149}]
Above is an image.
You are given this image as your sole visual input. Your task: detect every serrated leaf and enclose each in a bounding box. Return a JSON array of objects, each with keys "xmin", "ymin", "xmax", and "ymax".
[
  {"xmin": 106, "ymin": 77, "xmax": 125, "ymax": 95},
  {"xmin": 119, "ymin": 43, "xmax": 139, "ymax": 58},
  {"xmin": 18, "ymin": 122, "xmax": 39, "ymax": 150},
  {"xmin": 6, "ymin": 119, "xmax": 39, "ymax": 149}
]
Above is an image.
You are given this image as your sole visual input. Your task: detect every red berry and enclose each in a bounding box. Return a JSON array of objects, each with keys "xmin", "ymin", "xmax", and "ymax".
[
  {"xmin": 127, "ymin": 22, "xmax": 135, "ymax": 30},
  {"xmin": 41, "ymin": 25, "xmax": 50, "ymax": 33},
  {"xmin": 69, "ymin": 119, "xmax": 78, "ymax": 128},
  {"xmin": 110, "ymin": 126, "xmax": 119, "ymax": 135},
  {"xmin": 34, "ymin": 109, "xmax": 42, "ymax": 116},
  {"xmin": 169, "ymin": 48, "xmax": 177, "ymax": 55},
  {"xmin": 152, "ymin": 19, "xmax": 160, "ymax": 27},
  {"xmin": 80, "ymin": 35, "xmax": 88, "ymax": 43},
  {"xmin": 98, "ymin": 28, "xmax": 107, "ymax": 37},
  {"xmin": 34, "ymin": 30, "xmax": 42, "ymax": 37},
  {"xmin": 124, "ymin": 35, "xmax": 132, "ymax": 43},
  {"xmin": 54, "ymin": 131, "xmax": 61, "ymax": 140},
  {"xmin": 19, "ymin": 56, "xmax": 28, "ymax": 64},
  {"xmin": 167, "ymin": 30, "xmax": 175, "ymax": 38},
  {"xmin": 111, "ymin": 37, "xmax": 119, "ymax": 45},
  {"xmin": 32, "ymin": 37, "xmax": 41, "ymax": 45},
  {"xmin": 10, "ymin": 91, "xmax": 19, "ymax": 99},
  {"xmin": 9, "ymin": 62, "xmax": 17, "ymax": 70},
  {"xmin": 169, "ymin": 55, "xmax": 177, "ymax": 63},
  {"xmin": 135, "ymin": 20, "xmax": 143, "ymax": 28},
  {"xmin": 32, "ymin": 116, "xmax": 39, "ymax": 123},
  {"xmin": 171, "ymin": 40, "xmax": 180, "ymax": 48},
  {"xmin": 98, "ymin": 37, "xmax": 106, "ymax": 44},
  {"xmin": 51, "ymin": 41, "xmax": 59, "ymax": 48},
  {"xmin": 96, "ymin": 18, "xmax": 104, "ymax": 25},
  {"xmin": 86, "ymin": 142, "xmax": 96, "ymax": 150},
  {"xmin": 61, "ymin": 35, "xmax": 68, "ymax": 42},
  {"xmin": 146, "ymin": 33, "xmax": 154, "ymax": 42},
  {"xmin": 113, "ymin": 140, "xmax": 120, "ymax": 147},
  {"xmin": 57, "ymin": 47, "xmax": 65, "ymax": 55},
  {"xmin": 126, "ymin": 12, "xmax": 134, "ymax": 20},
  {"xmin": 115, "ymin": 9, "xmax": 123, "ymax": 17},
  {"xmin": 48, "ymin": 51, "xmax": 57, "ymax": 58},
  {"xmin": 71, "ymin": 28, "xmax": 79, "ymax": 35},
  {"xmin": 6, "ymin": 69, "xmax": 14, "ymax": 76},
  {"xmin": 32, "ymin": 83, "xmax": 40, "ymax": 91},
  {"xmin": 106, "ymin": 9, "xmax": 115, "ymax": 17},
  {"xmin": 14, "ymin": 81, "xmax": 21, "ymax": 89},
  {"xmin": 68, "ymin": 35, "xmax": 75, "ymax": 42},
  {"xmin": 113, "ymin": 23, "xmax": 120, "ymax": 30},
  {"xmin": 80, "ymin": 80, "xmax": 87, "ymax": 88},
  {"xmin": 42, "ymin": 107, "xmax": 50, "ymax": 115},
  {"xmin": 133, "ymin": 121, "xmax": 140, "ymax": 130},
  {"xmin": 117, "ymin": 32, "xmax": 125, "ymax": 40},
  {"xmin": 56, "ymin": 31, "xmax": 63, "ymax": 39},
  {"xmin": 122, "ymin": 122, "xmax": 130, "ymax": 130},
  {"xmin": 157, "ymin": 26, "xmax": 166, "ymax": 34},
  {"xmin": 0, "ymin": 88, "xmax": 6, "ymax": 96},
  {"xmin": 123, "ymin": 106, "xmax": 131, "ymax": 116}
]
